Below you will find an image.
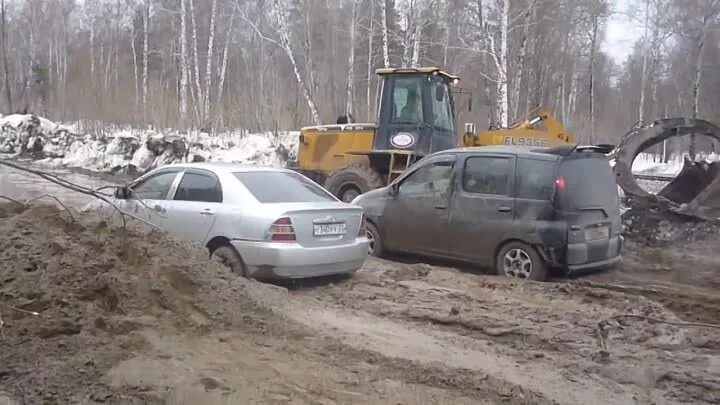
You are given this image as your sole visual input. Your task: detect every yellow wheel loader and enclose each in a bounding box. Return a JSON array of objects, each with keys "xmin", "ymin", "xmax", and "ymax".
[{"xmin": 290, "ymin": 66, "xmax": 574, "ymax": 201}]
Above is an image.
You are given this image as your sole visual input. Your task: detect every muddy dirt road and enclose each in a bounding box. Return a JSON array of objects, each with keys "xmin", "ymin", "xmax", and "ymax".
[{"xmin": 1, "ymin": 163, "xmax": 719, "ymax": 404}]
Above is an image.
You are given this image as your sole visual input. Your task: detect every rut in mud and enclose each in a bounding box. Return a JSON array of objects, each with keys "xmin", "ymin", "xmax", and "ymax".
[{"xmin": 286, "ymin": 256, "xmax": 720, "ymax": 404}]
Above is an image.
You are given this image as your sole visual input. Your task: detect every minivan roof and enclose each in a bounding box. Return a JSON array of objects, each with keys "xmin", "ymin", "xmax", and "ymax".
[
  {"xmin": 432, "ymin": 144, "xmax": 612, "ymax": 161},
  {"xmin": 432, "ymin": 145, "xmax": 560, "ymax": 160}
]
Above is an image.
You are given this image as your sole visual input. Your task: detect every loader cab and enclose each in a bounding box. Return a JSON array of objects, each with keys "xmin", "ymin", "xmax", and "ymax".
[{"xmin": 374, "ymin": 68, "xmax": 459, "ymax": 156}]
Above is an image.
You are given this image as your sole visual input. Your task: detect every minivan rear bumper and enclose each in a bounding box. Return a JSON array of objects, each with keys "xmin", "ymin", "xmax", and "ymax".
[
  {"xmin": 564, "ymin": 235, "xmax": 624, "ymax": 274},
  {"xmin": 567, "ymin": 255, "xmax": 622, "ymax": 273}
]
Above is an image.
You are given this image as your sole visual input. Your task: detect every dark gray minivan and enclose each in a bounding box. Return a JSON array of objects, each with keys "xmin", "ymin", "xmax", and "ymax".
[{"xmin": 352, "ymin": 145, "xmax": 624, "ymax": 281}]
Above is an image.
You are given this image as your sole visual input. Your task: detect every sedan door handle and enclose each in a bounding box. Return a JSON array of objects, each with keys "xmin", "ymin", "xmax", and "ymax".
[
  {"xmin": 153, "ymin": 204, "xmax": 163, "ymax": 212},
  {"xmin": 498, "ymin": 206, "xmax": 512, "ymax": 212},
  {"xmin": 200, "ymin": 209, "xmax": 214, "ymax": 216}
]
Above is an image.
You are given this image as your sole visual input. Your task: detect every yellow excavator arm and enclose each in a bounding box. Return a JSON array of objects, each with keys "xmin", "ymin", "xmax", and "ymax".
[{"xmin": 463, "ymin": 108, "xmax": 575, "ymax": 148}]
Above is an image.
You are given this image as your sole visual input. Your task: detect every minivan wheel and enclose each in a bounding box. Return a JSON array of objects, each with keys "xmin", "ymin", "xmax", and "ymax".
[
  {"xmin": 366, "ymin": 222, "xmax": 384, "ymax": 257},
  {"xmin": 496, "ymin": 242, "xmax": 547, "ymax": 281},
  {"xmin": 211, "ymin": 245, "xmax": 248, "ymax": 277}
]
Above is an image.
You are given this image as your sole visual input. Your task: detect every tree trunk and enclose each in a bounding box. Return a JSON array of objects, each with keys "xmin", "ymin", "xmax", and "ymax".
[
  {"xmin": 180, "ymin": 0, "xmax": 189, "ymax": 123},
  {"xmin": 366, "ymin": 0, "xmax": 375, "ymax": 118},
  {"xmin": 638, "ymin": 0, "xmax": 650, "ymax": 124},
  {"xmin": 203, "ymin": 0, "xmax": 217, "ymax": 123},
  {"xmin": 346, "ymin": 0, "xmax": 357, "ymax": 116},
  {"xmin": 1, "ymin": 0, "xmax": 12, "ymax": 112},
  {"xmin": 381, "ymin": 0, "xmax": 390, "ymax": 67},
  {"xmin": 512, "ymin": 1, "xmax": 533, "ymax": 121},
  {"xmin": 589, "ymin": 16, "xmax": 599, "ymax": 144},
  {"xmin": 90, "ymin": 19, "xmax": 95, "ymax": 79},
  {"xmin": 131, "ymin": 18, "xmax": 140, "ymax": 114},
  {"xmin": 189, "ymin": 0, "xmax": 202, "ymax": 124},
  {"xmin": 143, "ymin": 0, "xmax": 150, "ymax": 121},
  {"xmin": 273, "ymin": 1, "xmax": 321, "ymax": 125},
  {"xmin": 410, "ymin": 23, "xmax": 421, "ymax": 67},
  {"xmin": 216, "ymin": 6, "xmax": 235, "ymax": 118},
  {"xmin": 496, "ymin": 0, "xmax": 510, "ymax": 128},
  {"xmin": 690, "ymin": 17, "xmax": 709, "ymax": 160}
]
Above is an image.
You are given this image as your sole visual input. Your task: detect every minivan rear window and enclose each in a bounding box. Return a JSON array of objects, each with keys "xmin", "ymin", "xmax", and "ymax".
[
  {"xmin": 557, "ymin": 156, "xmax": 619, "ymax": 211},
  {"xmin": 234, "ymin": 171, "xmax": 337, "ymax": 203},
  {"xmin": 516, "ymin": 158, "xmax": 556, "ymax": 200}
]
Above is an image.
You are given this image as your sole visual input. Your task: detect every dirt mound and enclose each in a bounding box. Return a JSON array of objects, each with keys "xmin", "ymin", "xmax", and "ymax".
[
  {"xmin": 0, "ymin": 205, "xmax": 545, "ymax": 404},
  {"xmin": 0, "ymin": 205, "xmax": 286, "ymax": 403}
]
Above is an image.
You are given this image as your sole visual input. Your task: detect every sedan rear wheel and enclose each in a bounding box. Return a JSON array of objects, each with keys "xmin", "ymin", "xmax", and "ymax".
[
  {"xmin": 212, "ymin": 245, "xmax": 248, "ymax": 277},
  {"xmin": 496, "ymin": 242, "xmax": 547, "ymax": 281}
]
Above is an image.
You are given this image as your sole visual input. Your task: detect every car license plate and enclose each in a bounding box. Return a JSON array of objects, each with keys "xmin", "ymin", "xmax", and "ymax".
[
  {"xmin": 585, "ymin": 225, "xmax": 609, "ymax": 241},
  {"xmin": 313, "ymin": 223, "xmax": 346, "ymax": 236}
]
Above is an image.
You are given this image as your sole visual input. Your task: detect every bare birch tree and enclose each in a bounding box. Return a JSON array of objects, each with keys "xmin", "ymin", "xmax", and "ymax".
[{"xmin": 179, "ymin": 0, "xmax": 189, "ymax": 122}]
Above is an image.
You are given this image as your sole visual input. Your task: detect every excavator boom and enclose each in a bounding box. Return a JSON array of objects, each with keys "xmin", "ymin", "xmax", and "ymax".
[{"xmin": 464, "ymin": 108, "xmax": 574, "ymax": 148}]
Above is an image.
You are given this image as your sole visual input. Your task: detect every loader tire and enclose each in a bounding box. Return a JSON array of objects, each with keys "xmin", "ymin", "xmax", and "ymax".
[{"xmin": 324, "ymin": 165, "xmax": 384, "ymax": 202}]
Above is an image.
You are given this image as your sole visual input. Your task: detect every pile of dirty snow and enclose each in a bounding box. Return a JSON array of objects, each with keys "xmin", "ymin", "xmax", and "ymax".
[
  {"xmin": 0, "ymin": 204, "xmax": 291, "ymax": 403},
  {"xmin": 0, "ymin": 113, "xmax": 299, "ymax": 176}
]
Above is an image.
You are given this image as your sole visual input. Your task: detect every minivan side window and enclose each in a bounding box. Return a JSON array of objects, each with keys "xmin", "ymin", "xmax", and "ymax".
[
  {"xmin": 132, "ymin": 171, "xmax": 179, "ymax": 200},
  {"xmin": 463, "ymin": 156, "xmax": 511, "ymax": 196},
  {"xmin": 516, "ymin": 158, "xmax": 556, "ymax": 200},
  {"xmin": 174, "ymin": 172, "xmax": 223, "ymax": 203},
  {"xmin": 398, "ymin": 161, "xmax": 454, "ymax": 195}
]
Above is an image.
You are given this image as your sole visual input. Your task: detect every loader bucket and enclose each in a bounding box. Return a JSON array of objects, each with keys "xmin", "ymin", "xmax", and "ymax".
[
  {"xmin": 613, "ymin": 118, "xmax": 720, "ymax": 220},
  {"xmin": 657, "ymin": 158, "xmax": 717, "ymax": 204},
  {"xmin": 680, "ymin": 162, "xmax": 720, "ymax": 219}
]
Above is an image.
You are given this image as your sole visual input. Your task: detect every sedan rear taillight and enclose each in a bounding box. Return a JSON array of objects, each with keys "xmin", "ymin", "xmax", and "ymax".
[
  {"xmin": 269, "ymin": 217, "xmax": 296, "ymax": 242},
  {"xmin": 357, "ymin": 213, "xmax": 367, "ymax": 237}
]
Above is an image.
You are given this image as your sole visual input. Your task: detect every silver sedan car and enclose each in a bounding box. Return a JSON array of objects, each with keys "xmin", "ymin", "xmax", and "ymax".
[{"xmin": 88, "ymin": 163, "xmax": 370, "ymax": 279}]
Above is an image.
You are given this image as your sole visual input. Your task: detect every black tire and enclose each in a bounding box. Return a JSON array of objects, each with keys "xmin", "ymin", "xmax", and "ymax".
[
  {"xmin": 366, "ymin": 222, "xmax": 384, "ymax": 257},
  {"xmin": 211, "ymin": 245, "xmax": 248, "ymax": 277},
  {"xmin": 495, "ymin": 242, "xmax": 547, "ymax": 281},
  {"xmin": 324, "ymin": 164, "xmax": 384, "ymax": 202}
]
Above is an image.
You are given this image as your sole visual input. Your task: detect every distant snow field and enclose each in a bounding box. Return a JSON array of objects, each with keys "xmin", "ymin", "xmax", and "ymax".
[
  {"xmin": 0, "ymin": 112, "xmax": 716, "ymax": 179},
  {"xmin": 0, "ymin": 113, "xmax": 299, "ymax": 175}
]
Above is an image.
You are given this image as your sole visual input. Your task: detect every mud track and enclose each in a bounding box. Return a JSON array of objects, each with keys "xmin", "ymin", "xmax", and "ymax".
[
  {"xmin": 285, "ymin": 256, "xmax": 720, "ymax": 404},
  {"xmin": 0, "ymin": 202, "xmax": 718, "ymax": 404}
]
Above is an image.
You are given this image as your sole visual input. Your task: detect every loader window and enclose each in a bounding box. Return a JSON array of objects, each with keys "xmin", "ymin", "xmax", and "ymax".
[
  {"xmin": 430, "ymin": 78, "xmax": 454, "ymax": 133},
  {"xmin": 392, "ymin": 78, "xmax": 424, "ymax": 124}
]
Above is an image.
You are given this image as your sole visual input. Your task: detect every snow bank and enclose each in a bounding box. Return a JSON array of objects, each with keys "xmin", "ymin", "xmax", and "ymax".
[
  {"xmin": 632, "ymin": 152, "xmax": 719, "ymax": 177},
  {"xmin": 0, "ymin": 113, "xmax": 300, "ymax": 176}
]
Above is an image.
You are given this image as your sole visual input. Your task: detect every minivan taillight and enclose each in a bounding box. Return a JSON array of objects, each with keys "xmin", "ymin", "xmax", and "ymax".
[
  {"xmin": 269, "ymin": 217, "xmax": 296, "ymax": 242},
  {"xmin": 555, "ymin": 176, "xmax": 566, "ymax": 190},
  {"xmin": 358, "ymin": 214, "xmax": 367, "ymax": 237}
]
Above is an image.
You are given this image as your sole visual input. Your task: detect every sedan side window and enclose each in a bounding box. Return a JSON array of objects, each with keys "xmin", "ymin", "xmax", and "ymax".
[
  {"xmin": 132, "ymin": 171, "xmax": 179, "ymax": 200},
  {"xmin": 173, "ymin": 172, "xmax": 223, "ymax": 203},
  {"xmin": 399, "ymin": 161, "xmax": 454, "ymax": 195},
  {"xmin": 463, "ymin": 157, "xmax": 511, "ymax": 196}
]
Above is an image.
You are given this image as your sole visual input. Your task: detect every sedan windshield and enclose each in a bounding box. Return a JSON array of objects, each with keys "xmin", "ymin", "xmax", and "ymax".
[{"xmin": 234, "ymin": 171, "xmax": 337, "ymax": 203}]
